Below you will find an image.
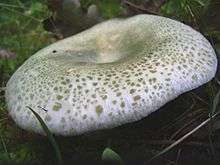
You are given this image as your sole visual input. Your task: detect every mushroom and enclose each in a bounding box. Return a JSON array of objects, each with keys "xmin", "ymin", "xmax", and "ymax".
[{"xmin": 5, "ymin": 14, "xmax": 217, "ymax": 136}]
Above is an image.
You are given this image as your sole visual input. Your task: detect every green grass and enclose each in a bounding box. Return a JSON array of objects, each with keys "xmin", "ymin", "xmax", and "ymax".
[
  {"xmin": 0, "ymin": 0, "xmax": 55, "ymax": 82},
  {"xmin": 102, "ymin": 147, "xmax": 122, "ymax": 163}
]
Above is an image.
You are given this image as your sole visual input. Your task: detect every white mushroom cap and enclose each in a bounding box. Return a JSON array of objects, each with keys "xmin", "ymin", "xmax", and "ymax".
[{"xmin": 5, "ymin": 14, "xmax": 217, "ymax": 136}]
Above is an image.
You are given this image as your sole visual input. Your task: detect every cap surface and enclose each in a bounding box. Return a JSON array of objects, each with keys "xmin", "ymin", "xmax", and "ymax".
[{"xmin": 6, "ymin": 14, "xmax": 217, "ymax": 136}]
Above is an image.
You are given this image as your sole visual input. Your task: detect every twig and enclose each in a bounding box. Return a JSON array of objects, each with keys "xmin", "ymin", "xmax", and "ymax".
[
  {"xmin": 147, "ymin": 110, "xmax": 220, "ymax": 163},
  {"xmin": 169, "ymin": 112, "xmax": 204, "ymax": 140},
  {"xmin": 190, "ymin": 92, "xmax": 209, "ymax": 105},
  {"xmin": 186, "ymin": 4, "xmax": 199, "ymax": 27},
  {"xmin": 123, "ymin": 0, "xmax": 159, "ymax": 15},
  {"xmin": 157, "ymin": 98, "xmax": 196, "ymax": 133}
]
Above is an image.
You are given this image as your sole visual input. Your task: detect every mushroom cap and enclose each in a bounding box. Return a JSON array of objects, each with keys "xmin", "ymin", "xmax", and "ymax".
[{"xmin": 6, "ymin": 14, "xmax": 217, "ymax": 136}]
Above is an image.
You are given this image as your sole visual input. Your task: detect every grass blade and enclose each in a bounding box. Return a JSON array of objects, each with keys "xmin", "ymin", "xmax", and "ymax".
[
  {"xmin": 102, "ymin": 147, "xmax": 122, "ymax": 163},
  {"xmin": 210, "ymin": 89, "xmax": 220, "ymax": 115},
  {"xmin": 27, "ymin": 106, "xmax": 62, "ymax": 164},
  {"xmin": 194, "ymin": 0, "xmax": 205, "ymax": 6},
  {"xmin": 0, "ymin": 135, "xmax": 10, "ymax": 160}
]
